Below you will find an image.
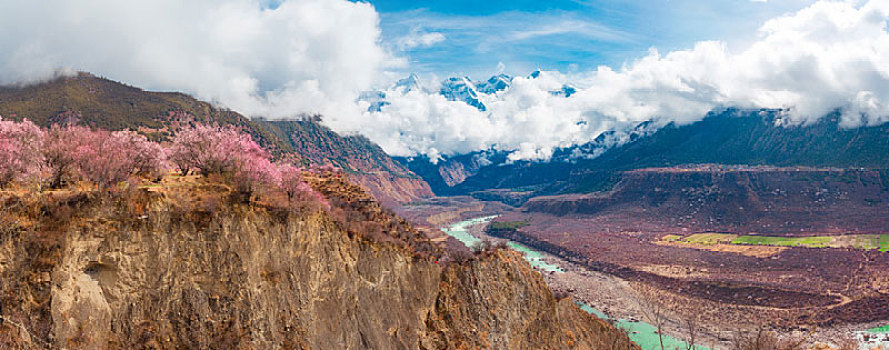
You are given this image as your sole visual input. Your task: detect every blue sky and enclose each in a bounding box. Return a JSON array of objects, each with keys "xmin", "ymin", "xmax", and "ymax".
[
  {"xmin": 4, "ymin": 0, "xmax": 884, "ymax": 159},
  {"xmin": 366, "ymin": 0, "xmax": 815, "ymax": 78}
]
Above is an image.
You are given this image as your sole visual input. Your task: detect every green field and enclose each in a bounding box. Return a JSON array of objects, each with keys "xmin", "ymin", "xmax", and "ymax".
[
  {"xmin": 488, "ymin": 220, "xmax": 529, "ymax": 230},
  {"xmin": 731, "ymin": 235, "xmax": 833, "ymax": 248},
  {"xmin": 669, "ymin": 233, "xmax": 889, "ymax": 252},
  {"xmin": 682, "ymin": 233, "xmax": 738, "ymax": 244},
  {"xmin": 868, "ymin": 324, "xmax": 889, "ymax": 333},
  {"xmin": 661, "ymin": 234, "xmax": 682, "ymax": 242}
]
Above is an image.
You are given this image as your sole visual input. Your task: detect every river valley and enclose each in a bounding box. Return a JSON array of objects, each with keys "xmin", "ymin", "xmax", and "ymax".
[
  {"xmin": 441, "ymin": 215, "xmax": 706, "ymax": 349},
  {"xmin": 440, "ymin": 215, "xmax": 889, "ymax": 350}
]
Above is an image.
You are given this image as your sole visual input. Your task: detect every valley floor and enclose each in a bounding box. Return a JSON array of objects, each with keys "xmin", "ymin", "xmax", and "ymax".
[{"xmin": 397, "ymin": 197, "xmax": 889, "ymax": 350}]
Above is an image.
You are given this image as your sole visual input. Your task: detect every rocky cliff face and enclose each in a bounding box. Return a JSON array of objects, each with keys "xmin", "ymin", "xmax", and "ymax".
[
  {"xmin": 0, "ymin": 181, "xmax": 633, "ymax": 349},
  {"xmin": 426, "ymin": 250, "xmax": 631, "ymax": 349}
]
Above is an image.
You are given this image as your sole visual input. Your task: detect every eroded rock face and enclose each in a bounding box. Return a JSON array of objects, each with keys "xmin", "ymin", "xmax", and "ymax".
[
  {"xmin": 0, "ymin": 192, "xmax": 634, "ymax": 350},
  {"xmin": 350, "ymin": 173, "xmax": 434, "ymax": 206},
  {"xmin": 51, "ymin": 272, "xmax": 113, "ymax": 350},
  {"xmin": 426, "ymin": 250, "xmax": 635, "ymax": 350}
]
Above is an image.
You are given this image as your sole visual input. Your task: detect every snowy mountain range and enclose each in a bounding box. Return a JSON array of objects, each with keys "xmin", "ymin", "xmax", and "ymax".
[{"xmin": 359, "ymin": 70, "xmax": 576, "ymax": 112}]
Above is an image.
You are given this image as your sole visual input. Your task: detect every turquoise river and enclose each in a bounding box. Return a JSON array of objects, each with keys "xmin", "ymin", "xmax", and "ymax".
[{"xmin": 441, "ymin": 216, "xmax": 703, "ymax": 350}]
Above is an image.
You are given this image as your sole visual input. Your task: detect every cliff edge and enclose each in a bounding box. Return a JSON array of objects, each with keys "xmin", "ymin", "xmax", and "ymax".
[{"xmin": 0, "ymin": 176, "xmax": 634, "ymax": 349}]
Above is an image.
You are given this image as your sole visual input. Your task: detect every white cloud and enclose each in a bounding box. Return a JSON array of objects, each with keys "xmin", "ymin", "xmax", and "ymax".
[
  {"xmin": 346, "ymin": 0, "xmax": 889, "ymax": 161},
  {"xmin": 395, "ymin": 29, "xmax": 446, "ymax": 50},
  {"xmin": 0, "ymin": 0, "xmax": 887, "ymax": 163},
  {"xmin": 0, "ymin": 0, "xmax": 396, "ymax": 122},
  {"xmin": 505, "ymin": 19, "xmax": 634, "ymax": 43}
]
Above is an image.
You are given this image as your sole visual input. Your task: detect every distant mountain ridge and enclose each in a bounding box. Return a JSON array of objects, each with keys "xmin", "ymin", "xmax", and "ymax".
[
  {"xmin": 572, "ymin": 109, "xmax": 889, "ymax": 169},
  {"xmin": 400, "ymin": 109, "xmax": 889, "ymax": 199},
  {"xmin": 0, "ymin": 72, "xmax": 433, "ymax": 203}
]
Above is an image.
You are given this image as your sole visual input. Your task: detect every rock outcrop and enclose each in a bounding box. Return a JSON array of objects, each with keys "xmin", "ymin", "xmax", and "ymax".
[
  {"xmin": 426, "ymin": 250, "xmax": 630, "ymax": 349},
  {"xmin": 0, "ymin": 181, "xmax": 634, "ymax": 349}
]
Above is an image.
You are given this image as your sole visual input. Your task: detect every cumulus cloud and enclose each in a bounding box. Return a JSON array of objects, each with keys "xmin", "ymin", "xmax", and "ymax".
[
  {"xmin": 0, "ymin": 0, "xmax": 887, "ymax": 163},
  {"xmin": 349, "ymin": 0, "xmax": 889, "ymax": 161},
  {"xmin": 0, "ymin": 0, "xmax": 394, "ymax": 123}
]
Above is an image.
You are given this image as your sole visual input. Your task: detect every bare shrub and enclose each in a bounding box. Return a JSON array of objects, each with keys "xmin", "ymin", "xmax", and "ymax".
[
  {"xmin": 639, "ymin": 290, "xmax": 668, "ymax": 350},
  {"xmin": 449, "ymin": 249, "xmax": 475, "ymax": 264},
  {"xmin": 471, "ymin": 239, "xmax": 493, "ymax": 254},
  {"xmin": 471, "ymin": 239, "xmax": 508, "ymax": 255},
  {"xmin": 0, "ymin": 195, "xmax": 26, "ymax": 237},
  {"xmin": 730, "ymin": 326, "xmax": 809, "ymax": 350},
  {"xmin": 680, "ymin": 313, "xmax": 701, "ymax": 350},
  {"xmin": 553, "ymin": 290, "xmax": 571, "ymax": 300}
]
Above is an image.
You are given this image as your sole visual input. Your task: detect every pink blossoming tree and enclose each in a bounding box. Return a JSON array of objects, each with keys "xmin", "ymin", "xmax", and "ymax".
[
  {"xmin": 0, "ymin": 119, "xmax": 327, "ymax": 209},
  {"xmin": 0, "ymin": 117, "xmax": 45, "ymax": 188},
  {"xmin": 42, "ymin": 125, "xmax": 168, "ymax": 189},
  {"xmin": 278, "ymin": 163, "xmax": 329, "ymax": 210},
  {"xmin": 43, "ymin": 124, "xmax": 91, "ymax": 189},
  {"xmin": 170, "ymin": 124, "xmax": 281, "ymax": 196},
  {"xmin": 73, "ymin": 130, "xmax": 169, "ymax": 189}
]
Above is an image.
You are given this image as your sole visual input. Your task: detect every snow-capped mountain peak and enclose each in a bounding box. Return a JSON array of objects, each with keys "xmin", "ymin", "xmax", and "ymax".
[
  {"xmin": 440, "ymin": 76, "xmax": 486, "ymax": 111},
  {"xmin": 394, "ymin": 73, "xmax": 423, "ymax": 93},
  {"xmin": 363, "ymin": 70, "xmax": 574, "ymax": 113},
  {"xmin": 476, "ymin": 74, "xmax": 512, "ymax": 94}
]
